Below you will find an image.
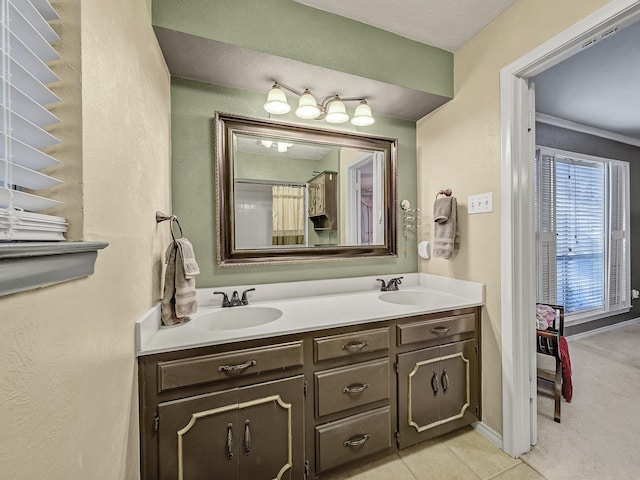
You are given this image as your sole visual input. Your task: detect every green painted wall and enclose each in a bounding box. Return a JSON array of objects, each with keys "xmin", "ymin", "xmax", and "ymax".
[
  {"xmin": 171, "ymin": 77, "xmax": 418, "ymax": 287},
  {"xmin": 153, "ymin": 0, "xmax": 453, "ymax": 98},
  {"xmin": 235, "ymin": 152, "xmax": 319, "ymax": 182}
]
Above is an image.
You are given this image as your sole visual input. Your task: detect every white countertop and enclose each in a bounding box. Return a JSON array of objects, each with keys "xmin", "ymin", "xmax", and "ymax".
[{"xmin": 135, "ymin": 273, "xmax": 484, "ymax": 356}]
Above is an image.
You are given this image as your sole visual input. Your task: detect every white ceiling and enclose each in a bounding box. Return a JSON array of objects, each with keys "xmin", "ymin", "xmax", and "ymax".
[
  {"xmin": 296, "ymin": 0, "xmax": 640, "ymax": 142},
  {"xmin": 533, "ymin": 20, "xmax": 640, "ymax": 141},
  {"xmin": 294, "ymin": 0, "xmax": 519, "ymax": 51}
]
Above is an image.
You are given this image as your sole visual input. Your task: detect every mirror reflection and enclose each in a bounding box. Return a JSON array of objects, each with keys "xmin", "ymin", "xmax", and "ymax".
[
  {"xmin": 233, "ymin": 134, "xmax": 385, "ymax": 250},
  {"xmin": 216, "ymin": 113, "xmax": 397, "ymax": 265}
]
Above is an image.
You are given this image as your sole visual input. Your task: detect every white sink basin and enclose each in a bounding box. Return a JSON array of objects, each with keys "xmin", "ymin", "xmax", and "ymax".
[
  {"xmin": 379, "ymin": 291, "xmax": 439, "ymax": 306},
  {"xmin": 190, "ymin": 307, "xmax": 283, "ymax": 331}
]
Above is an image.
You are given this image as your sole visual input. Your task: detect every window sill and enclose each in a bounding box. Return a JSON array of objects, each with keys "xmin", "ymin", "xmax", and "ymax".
[{"xmin": 0, "ymin": 241, "xmax": 109, "ymax": 297}]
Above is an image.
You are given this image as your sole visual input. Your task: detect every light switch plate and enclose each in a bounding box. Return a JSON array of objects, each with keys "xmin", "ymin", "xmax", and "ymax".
[{"xmin": 468, "ymin": 192, "xmax": 493, "ymax": 214}]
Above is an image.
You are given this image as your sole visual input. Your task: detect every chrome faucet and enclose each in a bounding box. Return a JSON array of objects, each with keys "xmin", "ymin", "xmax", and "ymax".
[
  {"xmin": 377, "ymin": 276, "xmax": 403, "ymax": 292},
  {"xmin": 214, "ymin": 288, "xmax": 256, "ymax": 307}
]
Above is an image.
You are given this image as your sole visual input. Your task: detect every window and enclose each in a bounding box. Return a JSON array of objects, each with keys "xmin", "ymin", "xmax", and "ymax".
[
  {"xmin": 536, "ymin": 147, "xmax": 630, "ymax": 322},
  {"xmin": 0, "ymin": 0, "xmax": 67, "ymax": 241}
]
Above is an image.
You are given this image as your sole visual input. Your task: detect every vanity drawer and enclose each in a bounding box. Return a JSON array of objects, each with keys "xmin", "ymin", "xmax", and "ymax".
[
  {"xmin": 314, "ymin": 358, "xmax": 390, "ymax": 417},
  {"xmin": 397, "ymin": 313, "xmax": 475, "ymax": 346},
  {"xmin": 315, "ymin": 406, "xmax": 391, "ymax": 473},
  {"xmin": 314, "ymin": 327, "xmax": 389, "ymax": 362},
  {"xmin": 157, "ymin": 341, "xmax": 303, "ymax": 392}
]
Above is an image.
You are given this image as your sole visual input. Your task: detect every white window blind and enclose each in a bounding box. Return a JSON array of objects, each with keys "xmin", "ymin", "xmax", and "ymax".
[
  {"xmin": 536, "ymin": 147, "xmax": 631, "ymax": 321},
  {"xmin": 608, "ymin": 160, "xmax": 630, "ymax": 311},
  {"xmin": 555, "ymin": 158, "xmax": 605, "ymax": 314},
  {"xmin": 0, "ymin": 0, "xmax": 67, "ymax": 241}
]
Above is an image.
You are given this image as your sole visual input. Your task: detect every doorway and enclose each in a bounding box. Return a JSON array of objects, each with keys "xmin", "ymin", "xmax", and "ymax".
[
  {"xmin": 345, "ymin": 152, "xmax": 384, "ymax": 245},
  {"xmin": 499, "ymin": 0, "xmax": 640, "ymax": 458}
]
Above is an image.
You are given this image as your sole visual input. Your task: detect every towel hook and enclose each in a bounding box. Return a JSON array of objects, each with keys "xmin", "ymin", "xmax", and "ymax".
[{"xmin": 156, "ymin": 211, "xmax": 183, "ymax": 242}]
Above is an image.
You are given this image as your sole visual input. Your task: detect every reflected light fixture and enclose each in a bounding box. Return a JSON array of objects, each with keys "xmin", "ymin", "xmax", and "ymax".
[
  {"xmin": 260, "ymin": 139, "xmax": 292, "ymax": 153},
  {"xmin": 263, "ymin": 82, "xmax": 375, "ymax": 126}
]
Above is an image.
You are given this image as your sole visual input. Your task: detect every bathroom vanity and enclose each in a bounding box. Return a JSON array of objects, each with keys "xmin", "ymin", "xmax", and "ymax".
[{"xmin": 136, "ymin": 274, "xmax": 483, "ymax": 479}]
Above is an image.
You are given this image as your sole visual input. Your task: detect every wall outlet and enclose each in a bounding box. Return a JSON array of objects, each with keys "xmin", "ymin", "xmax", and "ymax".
[
  {"xmin": 468, "ymin": 192, "xmax": 493, "ymax": 214},
  {"xmin": 632, "ymin": 289, "xmax": 639, "ymax": 299}
]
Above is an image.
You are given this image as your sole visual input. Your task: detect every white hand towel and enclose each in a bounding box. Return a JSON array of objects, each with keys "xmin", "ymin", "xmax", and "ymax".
[
  {"xmin": 433, "ymin": 196, "xmax": 457, "ymax": 259},
  {"xmin": 161, "ymin": 238, "xmax": 199, "ymax": 326},
  {"xmin": 433, "ymin": 196, "xmax": 452, "ymax": 223}
]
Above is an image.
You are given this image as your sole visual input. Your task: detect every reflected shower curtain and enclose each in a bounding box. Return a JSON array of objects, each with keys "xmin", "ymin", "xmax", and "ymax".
[{"xmin": 272, "ymin": 185, "xmax": 305, "ymax": 245}]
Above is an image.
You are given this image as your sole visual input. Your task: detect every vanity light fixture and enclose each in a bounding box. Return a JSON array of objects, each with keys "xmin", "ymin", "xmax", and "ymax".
[{"xmin": 263, "ymin": 82, "xmax": 375, "ymax": 126}]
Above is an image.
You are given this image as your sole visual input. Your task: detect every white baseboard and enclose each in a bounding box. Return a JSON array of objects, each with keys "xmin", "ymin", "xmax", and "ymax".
[
  {"xmin": 568, "ymin": 317, "xmax": 640, "ymax": 341},
  {"xmin": 472, "ymin": 421, "xmax": 503, "ymax": 451}
]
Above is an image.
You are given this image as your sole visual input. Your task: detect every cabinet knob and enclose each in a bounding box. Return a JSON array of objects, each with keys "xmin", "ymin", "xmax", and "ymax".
[
  {"xmin": 431, "ymin": 371, "xmax": 439, "ymax": 395},
  {"xmin": 343, "ymin": 433, "xmax": 370, "ymax": 447},
  {"xmin": 342, "ymin": 383, "xmax": 369, "ymax": 394},
  {"xmin": 217, "ymin": 359, "xmax": 257, "ymax": 373},
  {"xmin": 341, "ymin": 341, "xmax": 368, "ymax": 352},
  {"xmin": 430, "ymin": 326, "xmax": 451, "ymax": 335},
  {"xmin": 441, "ymin": 369, "xmax": 449, "ymax": 392},
  {"xmin": 243, "ymin": 420, "xmax": 251, "ymax": 456},
  {"xmin": 226, "ymin": 423, "xmax": 234, "ymax": 460}
]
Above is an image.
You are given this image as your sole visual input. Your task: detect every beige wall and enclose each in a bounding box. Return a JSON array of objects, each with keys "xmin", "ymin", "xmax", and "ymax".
[
  {"xmin": 416, "ymin": 0, "xmax": 609, "ymax": 434},
  {"xmin": 0, "ymin": 1, "xmax": 170, "ymax": 479}
]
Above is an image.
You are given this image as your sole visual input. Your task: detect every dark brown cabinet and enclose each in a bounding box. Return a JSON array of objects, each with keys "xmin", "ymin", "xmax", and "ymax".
[
  {"xmin": 139, "ymin": 307, "xmax": 481, "ymax": 480},
  {"xmin": 396, "ymin": 312, "xmax": 480, "ymax": 449},
  {"xmin": 157, "ymin": 375, "xmax": 304, "ymax": 480},
  {"xmin": 308, "ymin": 171, "xmax": 337, "ymax": 231}
]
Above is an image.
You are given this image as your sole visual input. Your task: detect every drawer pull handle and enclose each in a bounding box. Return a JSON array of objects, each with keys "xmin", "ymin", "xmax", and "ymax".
[
  {"xmin": 430, "ymin": 326, "xmax": 451, "ymax": 335},
  {"xmin": 244, "ymin": 420, "xmax": 251, "ymax": 456},
  {"xmin": 226, "ymin": 423, "xmax": 234, "ymax": 460},
  {"xmin": 341, "ymin": 341, "xmax": 368, "ymax": 352},
  {"xmin": 342, "ymin": 383, "xmax": 369, "ymax": 394},
  {"xmin": 441, "ymin": 369, "xmax": 449, "ymax": 392},
  {"xmin": 343, "ymin": 434, "xmax": 370, "ymax": 447},
  {"xmin": 217, "ymin": 359, "xmax": 257, "ymax": 373},
  {"xmin": 431, "ymin": 371, "xmax": 439, "ymax": 395}
]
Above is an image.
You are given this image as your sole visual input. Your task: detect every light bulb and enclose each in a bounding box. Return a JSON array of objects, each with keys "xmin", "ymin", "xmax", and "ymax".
[
  {"xmin": 351, "ymin": 100, "xmax": 375, "ymax": 126},
  {"xmin": 325, "ymin": 98, "xmax": 349, "ymax": 124},
  {"xmin": 263, "ymin": 84, "xmax": 291, "ymax": 115},
  {"xmin": 295, "ymin": 90, "xmax": 321, "ymax": 119}
]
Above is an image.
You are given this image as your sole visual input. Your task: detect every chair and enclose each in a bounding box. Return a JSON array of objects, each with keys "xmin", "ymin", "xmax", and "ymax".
[{"xmin": 535, "ymin": 303, "xmax": 565, "ymax": 423}]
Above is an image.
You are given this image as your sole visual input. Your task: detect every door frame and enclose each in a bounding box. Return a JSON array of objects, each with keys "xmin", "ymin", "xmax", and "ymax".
[{"xmin": 499, "ymin": 0, "xmax": 640, "ymax": 458}]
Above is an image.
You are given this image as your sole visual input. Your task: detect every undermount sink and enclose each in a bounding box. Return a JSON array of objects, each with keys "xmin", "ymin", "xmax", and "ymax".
[
  {"xmin": 190, "ymin": 307, "xmax": 283, "ymax": 331},
  {"xmin": 378, "ymin": 290, "xmax": 439, "ymax": 306}
]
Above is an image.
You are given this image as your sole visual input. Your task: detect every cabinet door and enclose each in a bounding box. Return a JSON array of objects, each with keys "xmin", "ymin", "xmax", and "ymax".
[
  {"xmin": 237, "ymin": 375, "xmax": 305, "ymax": 480},
  {"xmin": 158, "ymin": 389, "xmax": 239, "ymax": 480},
  {"xmin": 397, "ymin": 345, "xmax": 441, "ymax": 448},
  {"xmin": 315, "ymin": 177, "xmax": 325, "ymax": 214},
  {"xmin": 308, "ymin": 183, "xmax": 317, "ymax": 216},
  {"xmin": 439, "ymin": 339, "xmax": 478, "ymax": 436}
]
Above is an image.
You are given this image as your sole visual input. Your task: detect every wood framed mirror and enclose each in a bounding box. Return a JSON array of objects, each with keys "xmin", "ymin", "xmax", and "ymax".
[{"xmin": 215, "ymin": 112, "xmax": 397, "ymax": 265}]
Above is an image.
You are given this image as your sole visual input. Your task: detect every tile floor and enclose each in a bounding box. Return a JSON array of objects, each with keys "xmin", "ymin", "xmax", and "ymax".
[{"xmin": 323, "ymin": 426, "xmax": 547, "ymax": 480}]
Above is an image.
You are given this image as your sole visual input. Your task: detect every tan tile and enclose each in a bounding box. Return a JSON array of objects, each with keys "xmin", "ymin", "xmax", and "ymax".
[
  {"xmin": 443, "ymin": 427, "xmax": 520, "ymax": 479},
  {"xmin": 347, "ymin": 453, "xmax": 416, "ymax": 480},
  {"xmin": 321, "ymin": 469, "xmax": 351, "ymax": 480},
  {"xmin": 487, "ymin": 463, "xmax": 546, "ymax": 480},
  {"xmin": 399, "ymin": 439, "xmax": 481, "ymax": 480}
]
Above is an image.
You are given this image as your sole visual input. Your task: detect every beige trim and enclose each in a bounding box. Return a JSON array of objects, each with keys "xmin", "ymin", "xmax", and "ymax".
[{"xmin": 407, "ymin": 352, "xmax": 470, "ymax": 433}]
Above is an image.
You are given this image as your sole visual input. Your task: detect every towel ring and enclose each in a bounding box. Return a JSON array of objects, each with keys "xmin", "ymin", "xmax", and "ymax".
[
  {"xmin": 435, "ymin": 188, "xmax": 452, "ymax": 200},
  {"xmin": 156, "ymin": 211, "xmax": 183, "ymax": 242}
]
